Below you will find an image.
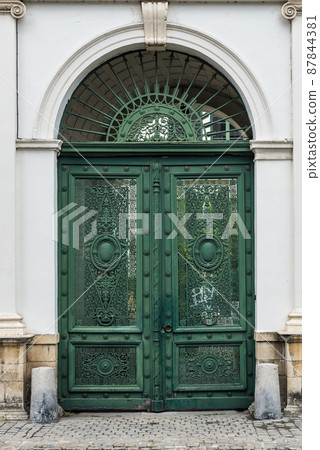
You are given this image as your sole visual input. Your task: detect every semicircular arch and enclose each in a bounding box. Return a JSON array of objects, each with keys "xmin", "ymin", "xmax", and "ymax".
[{"xmin": 34, "ymin": 24, "xmax": 273, "ymax": 141}]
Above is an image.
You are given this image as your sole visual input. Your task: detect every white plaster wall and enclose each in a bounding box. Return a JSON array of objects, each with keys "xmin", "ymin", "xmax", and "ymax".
[
  {"xmin": 18, "ymin": 3, "xmax": 142, "ymax": 138},
  {"xmin": 255, "ymin": 160, "xmax": 294, "ymax": 331},
  {"xmin": 168, "ymin": 3, "xmax": 291, "ymax": 140},
  {"xmin": 16, "ymin": 2, "xmax": 294, "ymax": 333},
  {"xmin": 16, "ymin": 151, "xmax": 57, "ymax": 334},
  {"xmin": 18, "ymin": 3, "xmax": 291, "ymax": 140}
]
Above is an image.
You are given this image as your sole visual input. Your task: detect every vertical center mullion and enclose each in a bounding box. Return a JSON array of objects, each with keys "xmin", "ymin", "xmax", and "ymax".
[
  {"xmin": 162, "ymin": 162, "xmax": 174, "ymax": 406},
  {"xmin": 151, "ymin": 160, "xmax": 163, "ymax": 411}
]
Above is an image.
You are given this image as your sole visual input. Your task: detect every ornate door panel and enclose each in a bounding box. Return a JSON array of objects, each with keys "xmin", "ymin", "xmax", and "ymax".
[
  {"xmin": 58, "ymin": 155, "xmax": 254, "ymax": 411},
  {"xmin": 160, "ymin": 158, "xmax": 254, "ymax": 410},
  {"xmin": 58, "ymin": 159, "xmax": 152, "ymax": 410}
]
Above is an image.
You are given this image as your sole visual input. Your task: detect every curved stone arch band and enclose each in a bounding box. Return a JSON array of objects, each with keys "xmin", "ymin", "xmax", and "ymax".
[{"xmin": 34, "ymin": 24, "xmax": 274, "ymax": 142}]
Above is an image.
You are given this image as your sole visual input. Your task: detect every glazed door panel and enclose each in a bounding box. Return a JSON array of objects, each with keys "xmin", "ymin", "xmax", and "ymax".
[
  {"xmin": 58, "ymin": 156, "xmax": 254, "ymax": 411},
  {"xmin": 58, "ymin": 161, "xmax": 152, "ymax": 410},
  {"xmin": 160, "ymin": 160, "xmax": 254, "ymax": 410}
]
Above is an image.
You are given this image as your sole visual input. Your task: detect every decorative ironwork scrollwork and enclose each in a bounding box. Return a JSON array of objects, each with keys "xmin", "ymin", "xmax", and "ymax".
[
  {"xmin": 74, "ymin": 179, "xmax": 137, "ymax": 327},
  {"xmin": 90, "ymin": 234, "xmax": 124, "ymax": 271},
  {"xmin": 177, "ymin": 179, "xmax": 240, "ymax": 327},
  {"xmin": 192, "ymin": 234, "xmax": 224, "ymax": 272},
  {"xmin": 60, "ymin": 51, "xmax": 251, "ymax": 143},
  {"xmin": 201, "ymin": 356, "xmax": 218, "ymax": 374},
  {"xmin": 75, "ymin": 347, "xmax": 136, "ymax": 386},
  {"xmin": 179, "ymin": 345, "xmax": 240, "ymax": 385}
]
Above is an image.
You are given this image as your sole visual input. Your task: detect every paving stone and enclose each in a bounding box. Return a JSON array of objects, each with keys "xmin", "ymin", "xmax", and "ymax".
[{"xmin": 0, "ymin": 411, "xmax": 301, "ymax": 449}]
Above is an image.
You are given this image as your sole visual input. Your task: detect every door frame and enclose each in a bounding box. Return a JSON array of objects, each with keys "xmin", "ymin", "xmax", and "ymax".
[{"xmin": 57, "ymin": 144, "xmax": 255, "ymax": 411}]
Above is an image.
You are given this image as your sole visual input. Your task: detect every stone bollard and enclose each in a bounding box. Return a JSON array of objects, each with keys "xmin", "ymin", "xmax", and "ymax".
[
  {"xmin": 30, "ymin": 367, "xmax": 58, "ymax": 423},
  {"xmin": 254, "ymin": 363, "xmax": 281, "ymax": 420}
]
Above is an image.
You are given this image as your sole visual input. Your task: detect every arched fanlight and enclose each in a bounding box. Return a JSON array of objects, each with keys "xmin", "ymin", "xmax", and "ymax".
[{"xmin": 59, "ymin": 50, "xmax": 252, "ymax": 143}]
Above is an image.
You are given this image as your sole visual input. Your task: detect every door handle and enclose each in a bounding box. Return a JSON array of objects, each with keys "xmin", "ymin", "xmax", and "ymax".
[{"xmin": 163, "ymin": 324, "xmax": 173, "ymax": 333}]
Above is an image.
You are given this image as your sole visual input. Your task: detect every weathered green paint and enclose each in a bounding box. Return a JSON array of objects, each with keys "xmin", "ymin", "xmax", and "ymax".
[{"xmin": 58, "ymin": 152, "xmax": 254, "ymax": 411}]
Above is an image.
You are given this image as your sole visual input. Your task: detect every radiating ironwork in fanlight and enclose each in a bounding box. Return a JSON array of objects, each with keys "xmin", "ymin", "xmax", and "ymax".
[{"xmin": 60, "ymin": 51, "xmax": 252, "ymax": 143}]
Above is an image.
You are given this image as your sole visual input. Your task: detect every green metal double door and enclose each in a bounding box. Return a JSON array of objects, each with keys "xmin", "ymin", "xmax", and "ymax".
[{"xmin": 58, "ymin": 154, "xmax": 254, "ymax": 411}]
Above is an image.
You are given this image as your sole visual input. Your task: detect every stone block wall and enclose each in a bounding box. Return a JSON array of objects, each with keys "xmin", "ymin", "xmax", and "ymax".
[
  {"xmin": 285, "ymin": 335, "xmax": 302, "ymax": 409},
  {"xmin": 255, "ymin": 331, "xmax": 302, "ymax": 410},
  {"xmin": 2, "ymin": 332, "xmax": 301, "ymax": 416},
  {"xmin": 0, "ymin": 337, "xmax": 32, "ymax": 419}
]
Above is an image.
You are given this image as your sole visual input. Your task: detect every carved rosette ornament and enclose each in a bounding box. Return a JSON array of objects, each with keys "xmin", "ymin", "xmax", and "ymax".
[
  {"xmin": 281, "ymin": 1, "xmax": 302, "ymax": 20},
  {"xmin": 0, "ymin": 0, "xmax": 26, "ymax": 18}
]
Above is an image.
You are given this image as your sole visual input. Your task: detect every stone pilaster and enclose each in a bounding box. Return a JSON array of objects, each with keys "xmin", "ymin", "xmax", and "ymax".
[
  {"xmin": 250, "ymin": 141, "xmax": 294, "ymax": 333},
  {"xmin": 0, "ymin": 2, "xmax": 27, "ymax": 330},
  {"xmin": 0, "ymin": 2, "xmax": 31, "ymax": 419}
]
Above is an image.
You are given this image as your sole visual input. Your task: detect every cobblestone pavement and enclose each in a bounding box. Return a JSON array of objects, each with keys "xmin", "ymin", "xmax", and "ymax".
[{"xmin": 0, "ymin": 410, "xmax": 301, "ymax": 450}]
